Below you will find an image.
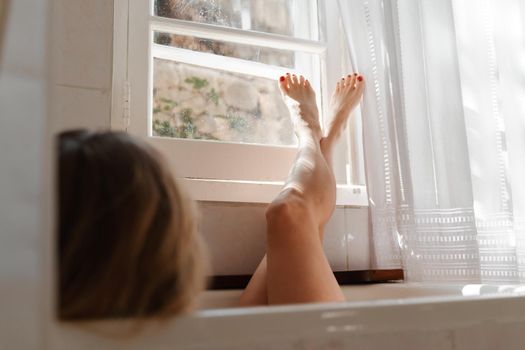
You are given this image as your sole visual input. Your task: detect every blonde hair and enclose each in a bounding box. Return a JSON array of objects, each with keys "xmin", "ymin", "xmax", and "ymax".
[{"xmin": 57, "ymin": 130, "xmax": 206, "ymax": 320}]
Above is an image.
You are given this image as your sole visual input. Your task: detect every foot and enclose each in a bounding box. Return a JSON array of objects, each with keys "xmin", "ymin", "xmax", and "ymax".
[
  {"xmin": 321, "ymin": 73, "xmax": 365, "ymax": 160},
  {"xmin": 279, "ymin": 73, "xmax": 322, "ymax": 143}
]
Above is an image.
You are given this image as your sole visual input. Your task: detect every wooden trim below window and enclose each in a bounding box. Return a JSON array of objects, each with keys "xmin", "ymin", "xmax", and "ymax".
[{"xmin": 209, "ymin": 269, "xmax": 404, "ymax": 290}]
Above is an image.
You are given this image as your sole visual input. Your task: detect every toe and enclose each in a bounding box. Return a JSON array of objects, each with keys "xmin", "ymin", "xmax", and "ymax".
[
  {"xmin": 292, "ymin": 74, "xmax": 299, "ymax": 85},
  {"xmin": 299, "ymin": 75, "xmax": 305, "ymax": 85},
  {"xmin": 305, "ymin": 79, "xmax": 312, "ymax": 90},
  {"xmin": 348, "ymin": 74, "xmax": 357, "ymax": 90},
  {"xmin": 355, "ymin": 75, "xmax": 365, "ymax": 93},
  {"xmin": 278, "ymin": 75, "xmax": 289, "ymax": 93},
  {"xmin": 285, "ymin": 73, "xmax": 293, "ymax": 87},
  {"xmin": 305, "ymin": 79, "xmax": 315, "ymax": 95},
  {"xmin": 335, "ymin": 81, "xmax": 341, "ymax": 93},
  {"xmin": 343, "ymin": 74, "xmax": 353, "ymax": 89}
]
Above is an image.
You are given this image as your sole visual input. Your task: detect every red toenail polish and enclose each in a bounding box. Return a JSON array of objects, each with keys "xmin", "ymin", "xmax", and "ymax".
[
  {"xmin": 357, "ymin": 76, "xmax": 363, "ymax": 81},
  {"xmin": 354, "ymin": 73, "xmax": 358, "ymax": 76},
  {"xmin": 280, "ymin": 76, "xmax": 285, "ymax": 82}
]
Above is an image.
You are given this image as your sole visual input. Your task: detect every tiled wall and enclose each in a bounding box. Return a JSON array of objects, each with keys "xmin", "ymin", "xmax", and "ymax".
[
  {"xmin": 0, "ymin": 0, "xmax": 49, "ymax": 347},
  {"xmin": 200, "ymin": 202, "xmax": 371, "ymax": 274},
  {"xmin": 48, "ymin": 0, "xmax": 373, "ymax": 276},
  {"xmin": 49, "ymin": 0, "xmax": 113, "ymax": 133}
]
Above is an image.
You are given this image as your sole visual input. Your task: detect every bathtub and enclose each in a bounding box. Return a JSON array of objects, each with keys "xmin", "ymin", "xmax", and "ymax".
[
  {"xmin": 49, "ymin": 283, "xmax": 525, "ymax": 350},
  {"xmin": 197, "ymin": 283, "xmax": 465, "ymax": 310}
]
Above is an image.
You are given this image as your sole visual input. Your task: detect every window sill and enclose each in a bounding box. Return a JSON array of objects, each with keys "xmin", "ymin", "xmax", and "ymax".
[{"xmin": 180, "ymin": 178, "xmax": 368, "ymax": 206}]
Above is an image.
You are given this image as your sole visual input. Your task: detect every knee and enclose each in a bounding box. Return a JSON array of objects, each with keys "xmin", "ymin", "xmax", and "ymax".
[{"xmin": 265, "ymin": 190, "xmax": 310, "ymax": 228}]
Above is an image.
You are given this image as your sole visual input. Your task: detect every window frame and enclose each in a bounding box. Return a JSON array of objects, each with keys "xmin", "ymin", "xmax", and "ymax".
[{"xmin": 111, "ymin": 0, "xmax": 367, "ymax": 206}]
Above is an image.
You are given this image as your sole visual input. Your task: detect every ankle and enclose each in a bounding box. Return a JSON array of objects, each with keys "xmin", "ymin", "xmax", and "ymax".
[
  {"xmin": 331, "ymin": 108, "xmax": 352, "ymax": 122},
  {"xmin": 296, "ymin": 128, "xmax": 322, "ymax": 147}
]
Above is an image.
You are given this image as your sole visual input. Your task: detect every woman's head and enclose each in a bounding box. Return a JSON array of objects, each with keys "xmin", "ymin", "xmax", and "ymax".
[{"xmin": 57, "ymin": 130, "xmax": 206, "ymax": 320}]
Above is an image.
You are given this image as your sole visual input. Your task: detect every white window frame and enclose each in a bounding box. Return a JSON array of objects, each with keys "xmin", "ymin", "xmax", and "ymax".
[{"xmin": 112, "ymin": 0, "xmax": 367, "ymax": 206}]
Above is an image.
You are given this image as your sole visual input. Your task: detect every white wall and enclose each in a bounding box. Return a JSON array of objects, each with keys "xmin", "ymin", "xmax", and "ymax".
[{"xmin": 0, "ymin": 0, "xmax": 50, "ymax": 348}]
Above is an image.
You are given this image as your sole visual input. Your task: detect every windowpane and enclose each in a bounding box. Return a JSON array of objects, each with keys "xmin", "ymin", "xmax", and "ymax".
[
  {"xmin": 154, "ymin": 0, "xmax": 318, "ymax": 40},
  {"xmin": 154, "ymin": 32, "xmax": 299, "ymax": 68},
  {"xmin": 152, "ymin": 58, "xmax": 296, "ymax": 145}
]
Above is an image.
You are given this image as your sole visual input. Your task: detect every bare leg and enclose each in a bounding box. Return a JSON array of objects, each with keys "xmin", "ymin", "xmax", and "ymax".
[
  {"xmin": 321, "ymin": 73, "xmax": 365, "ymax": 166},
  {"xmin": 239, "ymin": 256, "xmax": 267, "ymax": 306},
  {"xmin": 239, "ymin": 73, "xmax": 365, "ymax": 305},
  {"xmin": 265, "ymin": 73, "xmax": 341, "ymax": 304}
]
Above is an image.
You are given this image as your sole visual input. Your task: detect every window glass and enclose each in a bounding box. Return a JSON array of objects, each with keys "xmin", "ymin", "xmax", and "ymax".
[
  {"xmin": 153, "ymin": 58, "xmax": 296, "ymax": 145},
  {"xmin": 154, "ymin": 32, "xmax": 299, "ymax": 68},
  {"xmin": 151, "ymin": 0, "xmax": 321, "ymax": 146},
  {"xmin": 154, "ymin": 0, "xmax": 318, "ymax": 40}
]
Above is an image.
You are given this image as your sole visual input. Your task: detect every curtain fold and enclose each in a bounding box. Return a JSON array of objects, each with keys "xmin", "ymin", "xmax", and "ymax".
[{"xmin": 339, "ymin": 0, "xmax": 525, "ymax": 282}]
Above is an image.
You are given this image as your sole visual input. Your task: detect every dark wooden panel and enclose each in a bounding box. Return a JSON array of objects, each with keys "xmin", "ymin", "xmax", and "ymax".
[{"xmin": 208, "ymin": 269, "xmax": 404, "ymax": 290}]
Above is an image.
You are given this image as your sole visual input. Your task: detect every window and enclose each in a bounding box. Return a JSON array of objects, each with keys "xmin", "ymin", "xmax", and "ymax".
[{"xmin": 112, "ymin": 0, "xmax": 366, "ymax": 205}]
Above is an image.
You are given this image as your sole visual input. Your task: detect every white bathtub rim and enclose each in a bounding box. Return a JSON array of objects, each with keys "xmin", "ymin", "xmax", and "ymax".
[
  {"xmin": 198, "ymin": 282, "xmax": 525, "ymax": 311},
  {"xmin": 53, "ymin": 285, "xmax": 525, "ymax": 349},
  {"xmin": 197, "ymin": 288, "xmax": 525, "ymax": 318}
]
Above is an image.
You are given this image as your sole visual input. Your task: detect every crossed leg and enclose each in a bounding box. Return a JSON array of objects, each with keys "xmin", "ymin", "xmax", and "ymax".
[{"xmin": 239, "ymin": 73, "xmax": 365, "ymax": 305}]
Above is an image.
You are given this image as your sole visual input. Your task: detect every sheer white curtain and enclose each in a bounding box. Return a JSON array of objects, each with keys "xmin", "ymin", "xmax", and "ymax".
[{"xmin": 338, "ymin": 0, "xmax": 525, "ymax": 282}]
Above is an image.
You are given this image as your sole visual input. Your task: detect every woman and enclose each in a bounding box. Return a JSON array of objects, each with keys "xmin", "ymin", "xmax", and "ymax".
[{"xmin": 57, "ymin": 73, "xmax": 365, "ymax": 319}]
